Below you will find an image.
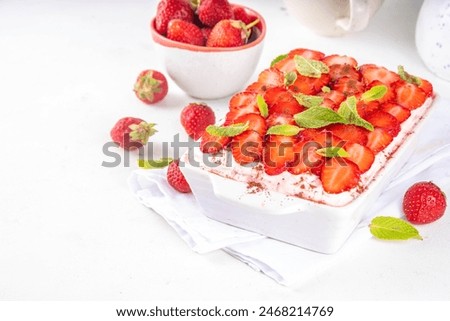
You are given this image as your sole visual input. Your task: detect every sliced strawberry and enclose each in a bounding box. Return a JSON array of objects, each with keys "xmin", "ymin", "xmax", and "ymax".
[
  {"xmin": 321, "ymin": 54, "xmax": 358, "ymax": 68},
  {"xmin": 232, "ymin": 113, "xmax": 267, "ymax": 136},
  {"xmin": 288, "ymin": 48, "xmax": 325, "ymax": 60},
  {"xmin": 200, "ymin": 131, "xmax": 230, "ymax": 154},
  {"xmin": 263, "ymin": 135, "xmax": 296, "ymax": 175},
  {"xmin": 320, "ymin": 157, "xmax": 361, "ymax": 194},
  {"xmin": 225, "ymin": 108, "xmax": 258, "ymax": 124},
  {"xmin": 366, "ymin": 127, "xmax": 393, "ymax": 153},
  {"xmin": 263, "ymin": 87, "xmax": 304, "ymax": 115},
  {"xmin": 229, "ymin": 91, "xmax": 257, "ymax": 110},
  {"xmin": 265, "ymin": 112, "xmax": 295, "ymax": 128},
  {"xmin": 332, "ymin": 77, "xmax": 364, "ymax": 96},
  {"xmin": 288, "ymin": 140, "xmax": 324, "ymax": 175},
  {"xmin": 257, "ymin": 68, "xmax": 285, "ymax": 87},
  {"xmin": 328, "ymin": 64, "xmax": 360, "ymax": 82},
  {"xmin": 231, "ymin": 130, "xmax": 263, "ymax": 165},
  {"xmin": 381, "ymin": 102, "xmax": 411, "ymax": 123},
  {"xmin": 272, "ymin": 55, "xmax": 296, "ymax": 73},
  {"xmin": 320, "ymin": 98, "xmax": 339, "ymax": 110},
  {"xmin": 357, "ymin": 100, "xmax": 381, "ymax": 118},
  {"xmin": 365, "ymin": 110, "xmax": 401, "ymax": 137},
  {"xmin": 364, "ymin": 80, "xmax": 395, "ymax": 103},
  {"xmin": 245, "ymin": 81, "xmax": 267, "ymax": 94},
  {"xmin": 325, "ymin": 124, "xmax": 369, "ymax": 145},
  {"xmin": 289, "ymin": 73, "xmax": 331, "ymax": 95},
  {"xmin": 395, "ymin": 81, "xmax": 427, "ymax": 110},
  {"xmin": 311, "ymin": 130, "xmax": 344, "ymax": 151},
  {"xmin": 344, "ymin": 142, "xmax": 375, "ymax": 173},
  {"xmin": 360, "ymin": 65, "xmax": 400, "ymax": 86},
  {"xmin": 419, "ymin": 78, "xmax": 433, "ymax": 97},
  {"xmin": 318, "ymin": 89, "xmax": 346, "ymax": 107}
]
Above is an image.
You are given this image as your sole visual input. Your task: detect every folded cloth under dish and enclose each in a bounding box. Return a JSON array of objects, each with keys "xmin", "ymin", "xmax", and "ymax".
[{"xmin": 128, "ymin": 97, "xmax": 450, "ymax": 286}]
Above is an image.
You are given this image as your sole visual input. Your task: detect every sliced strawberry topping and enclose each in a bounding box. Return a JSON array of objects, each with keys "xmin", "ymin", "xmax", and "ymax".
[
  {"xmin": 344, "ymin": 142, "xmax": 375, "ymax": 173},
  {"xmin": 326, "ymin": 124, "xmax": 369, "ymax": 145},
  {"xmin": 360, "ymin": 65, "xmax": 400, "ymax": 86},
  {"xmin": 418, "ymin": 78, "xmax": 433, "ymax": 97},
  {"xmin": 328, "ymin": 64, "xmax": 360, "ymax": 82},
  {"xmin": 289, "ymin": 73, "xmax": 331, "ymax": 95},
  {"xmin": 288, "ymin": 140, "xmax": 324, "ymax": 175},
  {"xmin": 364, "ymin": 80, "xmax": 395, "ymax": 103},
  {"xmin": 231, "ymin": 130, "xmax": 263, "ymax": 165},
  {"xmin": 265, "ymin": 112, "xmax": 295, "ymax": 128},
  {"xmin": 395, "ymin": 81, "xmax": 427, "ymax": 110},
  {"xmin": 357, "ymin": 100, "xmax": 381, "ymax": 118},
  {"xmin": 263, "ymin": 135, "xmax": 296, "ymax": 175},
  {"xmin": 200, "ymin": 131, "xmax": 230, "ymax": 154},
  {"xmin": 320, "ymin": 157, "xmax": 360, "ymax": 194},
  {"xmin": 257, "ymin": 68, "xmax": 285, "ymax": 87},
  {"xmin": 232, "ymin": 113, "xmax": 267, "ymax": 136},
  {"xmin": 245, "ymin": 81, "xmax": 267, "ymax": 94},
  {"xmin": 263, "ymin": 87, "xmax": 304, "ymax": 115},
  {"xmin": 322, "ymin": 54, "xmax": 358, "ymax": 68},
  {"xmin": 288, "ymin": 48, "xmax": 325, "ymax": 60},
  {"xmin": 272, "ymin": 56, "xmax": 296, "ymax": 73},
  {"xmin": 229, "ymin": 91, "xmax": 257, "ymax": 110},
  {"xmin": 332, "ymin": 77, "xmax": 365, "ymax": 96},
  {"xmin": 381, "ymin": 102, "xmax": 411, "ymax": 123},
  {"xmin": 366, "ymin": 127, "xmax": 393, "ymax": 153},
  {"xmin": 365, "ymin": 110, "xmax": 401, "ymax": 137}
]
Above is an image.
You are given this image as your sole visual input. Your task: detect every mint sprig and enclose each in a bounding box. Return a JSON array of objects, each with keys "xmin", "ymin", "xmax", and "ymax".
[
  {"xmin": 294, "ymin": 106, "xmax": 345, "ymax": 128},
  {"xmin": 293, "ymin": 92, "xmax": 324, "ymax": 108},
  {"xmin": 138, "ymin": 157, "xmax": 173, "ymax": 169},
  {"xmin": 284, "ymin": 71, "xmax": 297, "ymax": 86},
  {"xmin": 361, "ymin": 85, "xmax": 387, "ymax": 102},
  {"xmin": 369, "ymin": 216, "xmax": 423, "ymax": 241},
  {"xmin": 294, "ymin": 55, "xmax": 329, "ymax": 78},
  {"xmin": 266, "ymin": 124, "xmax": 302, "ymax": 136},
  {"xmin": 398, "ymin": 65, "xmax": 422, "ymax": 86},
  {"xmin": 206, "ymin": 122, "xmax": 249, "ymax": 137},
  {"xmin": 316, "ymin": 147, "xmax": 349, "ymax": 158},
  {"xmin": 337, "ymin": 96, "xmax": 374, "ymax": 131},
  {"xmin": 270, "ymin": 53, "xmax": 288, "ymax": 67},
  {"xmin": 256, "ymin": 94, "xmax": 268, "ymax": 118}
]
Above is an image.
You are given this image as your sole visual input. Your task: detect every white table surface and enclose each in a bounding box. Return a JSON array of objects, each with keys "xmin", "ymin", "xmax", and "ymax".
[{"xmin": 1, "ymin": 0, "xmax": 450, "ymax": 301}]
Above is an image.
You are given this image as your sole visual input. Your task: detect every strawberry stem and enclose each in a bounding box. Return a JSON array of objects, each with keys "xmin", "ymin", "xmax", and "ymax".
[{"xmin": 245, "ymin": 18, "xmax": 260, "ymax": 30}]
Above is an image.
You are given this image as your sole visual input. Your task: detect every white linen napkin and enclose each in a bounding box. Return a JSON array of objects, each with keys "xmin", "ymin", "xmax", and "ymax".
[{"xmin": 128, "ymin": 97, "xmax": 450, "ymax": 286}]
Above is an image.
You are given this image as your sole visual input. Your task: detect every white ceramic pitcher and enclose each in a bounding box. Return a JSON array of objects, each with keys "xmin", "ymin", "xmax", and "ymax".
[
  {"xmin": 284, "ymin": 0, "xmax": 385, "ymax": 36},
  {"xmin": 416, "ymin": 0, "xmax": 450, "ymax": 81}
]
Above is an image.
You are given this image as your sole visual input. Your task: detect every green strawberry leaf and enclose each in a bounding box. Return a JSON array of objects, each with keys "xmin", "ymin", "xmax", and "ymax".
[
  {"xmin": 293, "ymin": 92, "xmax": 324, "ymax": 108},
  {"xmin": 398, "ymin": 65, "xmax": 422, "ymax": 86},
  {"xmin": 284, "ymin": 71, "xmax": 297, "ymax": 86},
  {"xmin": 270, "ymin": 53, "xmax": 288, "ymax": 67},
  {"xmin": 257, "ymin": 94, "xmax": 269, "ymax": 118},
  {"xmin": 361, "ymin": 85, "xmax": 387, "ymax": 102},
  {"xmin": 294, "ymin": 106, "xmax": 345, "ymax": 128},
  {"xmin": 369, "ymin": 216, "xmax": 423, "ymax": 241},
  {"xmin": 206, "ymin": 122, "xmax": 249, "ymax": 137},
  {"xmin": 316, "ymin": 146, "xmax": 349, "ymax": 158},
  {"xmin": 267, "ymin": 124, "xmax": 302, "ymax": 136},
  {"xmin": 338, "ymin": 96, "xmax": 374, "ymax": 131},
  {"xmin": 294, "ymin": 55, "xmax": 329, "ymax": 78},
  {"xmin": 138, "ymin": 157, "xmax": 173, "ymax": 169}
]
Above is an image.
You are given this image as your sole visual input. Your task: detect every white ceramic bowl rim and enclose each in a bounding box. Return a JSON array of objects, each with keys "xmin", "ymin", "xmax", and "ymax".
[{"xmin": 150, "ymin": 4, "xmax": 266, "ymax": 53}]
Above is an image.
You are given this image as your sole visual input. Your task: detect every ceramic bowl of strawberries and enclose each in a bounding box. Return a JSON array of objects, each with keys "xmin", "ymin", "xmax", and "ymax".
[{"xmin": 151, "ymin": 0, "xmax": 266, "ymax": 99}]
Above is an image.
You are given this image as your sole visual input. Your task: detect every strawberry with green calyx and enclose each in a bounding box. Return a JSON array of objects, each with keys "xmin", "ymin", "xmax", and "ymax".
[
  {"xmin": 167, "ymin": 19, "xmax": 205, "ymax": 46},
  {"xmin": 195, "ymin": 0, "xmax": 233, "ymax": 27},
  {"xmin": 403, "ymin": 181, "xmax": 447, "ymax": 224},
  {"xmin": 110, "ymin": 117, "xmax": 157, "ymax": 150},
  {"xmin": 155, "ymin": 0, "xmax": 195, "ymax": 36},
  {"xmin": 206, "ymin": 19, "xmax": 260, "ymax": 48},
  {"xmin": 133, "ymin": 70, "xmax": 168, "ymax": 104}
]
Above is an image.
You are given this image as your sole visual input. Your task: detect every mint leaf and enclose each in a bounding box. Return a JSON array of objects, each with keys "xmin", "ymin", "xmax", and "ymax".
[
  {"xmin": 267, "ymin": 124, "xmax": 302, "ymax": 136},
  {"xmin": 321, "ymin": 86, "xmax": 331, "ymax": 93},
  {"xmin": 361, "ymin": 85, "xmax": 387, "ymax": 102},
  {"xmin": 206, "ymin": 122, "xmax": 249, "ymax": 137},
  {"xmin": 294, "ymin": 55, "xmax": 329, "ymax": 78},
  {"xmin": 270, "ymin": 53, "xmax": 288, "ymax": 67},
  {"xmin": 284, "ymin": 71, "xmax": 297, "ymax": 86},
  {"xmin": 257, "ymin": 94, "xmax": 268, "ymax": 118},
  {"xmin": 369, "ymin": 216, "xmax": 423, "ymax": 241},
  {"xmin": 338, "ymin": 96, "xmax": 374, "ymax": 131},
  {"xmin": 316, "ymin": 146, "xmax": 349, "ymax": 158},
  {"xmin": 293, "ymin": 92, "xmax": 324, "ymax": 108},
  {"xmin": 398, "ymin": 65, "xmax": 422, "ymax": 86},
  {"xmin": 294, "ymin": 107, "xmax": 345, "ymax": 128},
  {"xmin": 138, "ymin": 158, "xmax": 173, "ymax": 169}
]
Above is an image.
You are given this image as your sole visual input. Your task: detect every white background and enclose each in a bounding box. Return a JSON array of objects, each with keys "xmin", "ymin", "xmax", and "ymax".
[{"xmin": 1, "ymin": 0, "xmax": 450, "ymax": 301}]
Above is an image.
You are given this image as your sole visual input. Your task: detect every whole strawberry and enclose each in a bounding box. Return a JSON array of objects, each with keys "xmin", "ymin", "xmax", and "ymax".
[
  {"xmin": 155, "ymin": 0, "xmax": 194, "ymax": 36},
  {"xmin": 133, "ymin": 70, "xmax": 168, "ymax": 104},
  {"xmin": 196, "ymin": 0, "xmax": 233, "ymax": 27},
  {"xmin": 403, "ymin": 181, "xmax": 447, "ymax": 224},
  {"xmin": 206, "ymin": 19, "xmax": 258, "ymax": 47},
  {"xmin": 167, "ymin": 160, "xmax": 192, "ymax": 193},
  {"xmin": 110, "ymin": 117, "xmax": 157, "ymax": 150},
  {"xmin": 167, "ymin": 19, "xmax": 205, "ymax": 46},
  {"xmin": 180, "ymin": 103, "xmax": 215, "ymax": 140}
]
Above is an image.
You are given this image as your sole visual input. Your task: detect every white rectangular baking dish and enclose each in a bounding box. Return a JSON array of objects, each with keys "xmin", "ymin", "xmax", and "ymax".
[{"xmin": 180, "ymin": 98, "xmax": 434, "ymax": 254}]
